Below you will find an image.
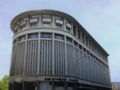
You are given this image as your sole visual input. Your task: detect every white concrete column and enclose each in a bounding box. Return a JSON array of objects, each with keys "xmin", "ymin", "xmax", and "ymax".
[
  {"xmin": 52, "ymin": 33, "xmax": 55, "ymax": 75},
  {"xmin": 37, "ymin": 32, "xmax": 41, "ymax": 75},
  {"xmin": 23, "ymin": 34, "xmax": 27, "ymax": 75}
]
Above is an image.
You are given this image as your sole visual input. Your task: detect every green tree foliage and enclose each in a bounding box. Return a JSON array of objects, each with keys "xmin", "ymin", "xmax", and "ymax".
[
  {"xmin": 0, "ymin": 79, "xmax": 2, "ymax": 90},
  {"xmin": 0, "ymin": 75, "xmax": 9, "ymax": 90}
]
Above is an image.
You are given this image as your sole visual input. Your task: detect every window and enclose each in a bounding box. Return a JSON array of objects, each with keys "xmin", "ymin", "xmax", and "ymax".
[
  {"xmin": 42, "ymin": 15, "xmax": 51, "ymax": 23},
  {"xmin": 66, "ymin": 21, "xmax": 71, "ymax": 33},
  {"xmin": 55, "ymin": 16, "xmax": 63, "ymax": 20},
  {"xmin": 43, "ymin": 22, "xmax": 51, "ymax": 28},
  {"xmin": 19, "ymin": 20, "xmax": 27, "ymax": 30},
  {"xmin": 86, "ymin": 37, "xmax": 89, "ymax": 46},
  {"xmin": 73, "ymin": 25, "xmax": 77, "ymax": 36},
  {"xmin": 13, "ymin": 39, "xmax": 17, "ymax": 44},
  {"xmin": 87, "ymin": 50, "xmax": 90, "ymax": 55},
  {"xmin": 66, "ymin": 26, "xmax": 71, "ymax": 32},
  {"xmin": 90, "ymin": 53, "xmax": 93, "ymax": 58},
  {"xmin": 66, "ymin": 36, "xmax": 72, "ymax": 43},
  {"xmin": 31, "ymin": 15, "xmax": 40, "ymax": 18},
  {"xmin": 42, "ymin": 15, "xmax": 51, "ymax": 18},
  {"xmin": 14, "ymin": 25, "xmax": 18, "ymax": 33},
  {"xmin": 30, "ymin": 23, "xmax": 38, "ymax": 27},
  {"xmin": 55, "ymin": 34, "xmax": 64, "ymax": 40},
  {"xmin": 55, "ymin": 16, "xmax": 63, "ymax": 30},
  {"xmin": 28, "ymin": 33, "xmax": 38, "ymax": 39},
  {"xmin": 42, "ymin": 15, "xmax": 52, "ymax": 28},
  {"xmin": 18, "ymin": 35, "xmax": 26, "ymax": 41},
  {"xmin": 15, "ymin": 25, "xmax": 18, "ymax": 30},
  {"xmin": 56, "ymin": 23, "xmax": 62, "ymax": 29},
  {"xmin": 30, "ymin": 18, "xmax": 39, "ymax": 27},
  {"xmin": 79, "ymin": 44, "xmax": 82, "ymax": 50},
  {"xmin": 83, "ymin": 47, "xmax": 86, "ymax": 53},
  {"xmin": 82, "ymin": 33, "xmax": 85, "ymax": 43},
  {"xmin": 41, "ymin": 33, "xmax": 52, "ymax": 38},
  {"xmin": 93, "ymin": 55, "xmax": 96, "ymax": 59},
  {"xmin": 74, "ymin": 41, "xmax": 78, "ymax": 47},
  {"xmin": 78, "ymin": 30, "xmax": 81, "ymax": 39}
]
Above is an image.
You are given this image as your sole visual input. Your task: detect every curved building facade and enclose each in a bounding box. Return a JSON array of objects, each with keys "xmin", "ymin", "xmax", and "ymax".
[{"xmin": 9, "ymin": 10, "xmax": 111, "ymax": 90}]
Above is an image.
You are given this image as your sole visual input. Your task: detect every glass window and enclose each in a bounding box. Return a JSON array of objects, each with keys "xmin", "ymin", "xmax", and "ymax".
[
  {"xmin": 78, "ymin": 30, "xmax": 81, "ymax": 39},
  {"xmin": 43, "ymin": 22, "xmax": 51, "ymax": 28},
  {"xmin": 74, "ymin": 41, "xmax": 78, "ymax": 47},
  {"xmin": 30, "ymin": 22, "xmax": 38, "ymax": 27},
  {"xmin": 30, "ymin": 18, "xmax": 39, "ymax": 27},
  {"xmin": 56, "ymin": 23, "xmax": 62, "ymax": 29},
  {"xmin": 73, "ymin": 25, "xmax": 76, "ymax": 36},
  {"xmin": 28, "ymin": 33, "xmax": 38, "ymax": 39},
  {"xmin": 13, "ymin": 39, "xmax": 17, "ymax": 44},
  {"xmin": 19, "ymin": 20, "xmax": 27, "ymax": 30},
  {"xmin": 79, "ymin": 44, "xmax": 82, "ymax": 50},
  {"xmin": 18, "ymin": 35, "xmax": 26, "ymax": 41},
  {"xmin": 55, "ymin": 16, "xmax": 63, "ymax": 20},
  {"xmin": 87, "ymin": 50, "xmax": 89, "ymax": 55},
  {"xmin": 82, "ymin": 33, "xmax": 85, "ymax": 43},
  {"xmin": 55, "ymin": 16, "xmax": 63, "ymax": 30},
  {"xmin": 83, "ymin": 47, "xmax": 86, "ymax": 53},
  {"xmin": 66, "ymin": 21, "xmax": 71, "ymax": 33},
  {"xmin": 66, "ymin": 26, "xmax": 71, "ymax": 32},
  {"xmin": 14, "ymin": 25, "xmax": 18, "ymax": 33},
  {"xmin": 55, "ymin": 34, "xmax": 64, "ymax": 40},
  {"xmin": 42, "ymin": 15, "xmax": 51, "ymax": 21},
  {"xmin": 66, "ymin": 36, "xmax": 72, "ymax": 43},
  {"xmin": 15, "ymin": 25, "xmax": 18, "ymax": 30},
  {"xmin": 41, "ymin": 33, "xmax": 52, "ymax": 38},
  {"xmin": 90, "ymin": 53, "xmax": 93, "ymax": 58},
  {"xmin": 86, "ymin": 37, "xmax": 89, "ymax": 47},
  {"xmin": 30, "ymin": 23, "xmax": 38, "ymax": 27},
  {"xmin": 42, "ymin": 15, "xmax": 51, "ymax": 18},
  {"xmin": 31, "ymin": 15, "xmax": 40, "ymax": 18}
]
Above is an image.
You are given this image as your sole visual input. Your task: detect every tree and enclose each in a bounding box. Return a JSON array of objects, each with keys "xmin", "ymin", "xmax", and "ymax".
[
  {"xmin": 0, "ymin": 75, "xmax": 9, "ymax": 90},
  {"xmin": 0, "ymin": 79, "xmax": 2, "ymax": 90}
]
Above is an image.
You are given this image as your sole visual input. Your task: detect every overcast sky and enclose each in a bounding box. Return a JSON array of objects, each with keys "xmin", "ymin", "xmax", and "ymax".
[{"xmin": 0, "ymin": 0, "xmax": 120, "ymax": 82}]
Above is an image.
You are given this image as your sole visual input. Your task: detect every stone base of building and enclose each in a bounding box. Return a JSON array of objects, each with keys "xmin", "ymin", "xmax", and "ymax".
[{"xmin": 9, "ymin": 81, "xmax": 112, "ymax": 90}]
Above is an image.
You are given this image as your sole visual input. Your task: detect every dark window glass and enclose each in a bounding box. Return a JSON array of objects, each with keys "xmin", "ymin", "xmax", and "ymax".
[
  {"xmin": 74, "ymin": 41, "xmax": 78, "ymax": 47},
  {"xmin": 73, "ymin": 25, "xmax": 76, "ymax": 36},
  {"xmin": 28, "ymin": 33, "xmax": 38, "ymax": 39},
  {"xmin": 79, "ymin": 44, "xmax": 82, "ymax": 50},
  {"xmin": 41, "ymin": 33, "xmax": 52, "ymax": 38},
  {"xmin": 55, "ymin": 16, "xmax": 63, "ymax": 20},
  {"xmin": 78, "ymin": 30, "xmax": 81, "ymax": 39},
  {"xmin": 18, "ymin": 35, "xmax": 26, "ymax": 41},
  {"xmin": 13, "ymin": 39, "xmax": 17, "ymax": 44},
  {"xmin": 90, "ymin": 53, "xmax": 93, "ymax": 57},
  {"xmin": 55, "ymin": 34, "xmax": 64, "ymax": 40},
  {"xmin": 83, "ymin": 47, "xmax": 86, "ymax": 53},
  {"xmin": 56, "ymin": 23, "xmax": 62, "ymax": 29},
  {"xmin": 66, "ymin": 26, "xmax": 71, "ymax": 32},
  {"xmin": 87, "ymin": 50, "xmax": 89, "ymax": 55},
  {"xmin": 66, "ymin": 36, "xmax": 72, "ymax": 43},
  {"xmin": 82, "ymin": 33, "xmax": 85, "ymax": 43}
]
